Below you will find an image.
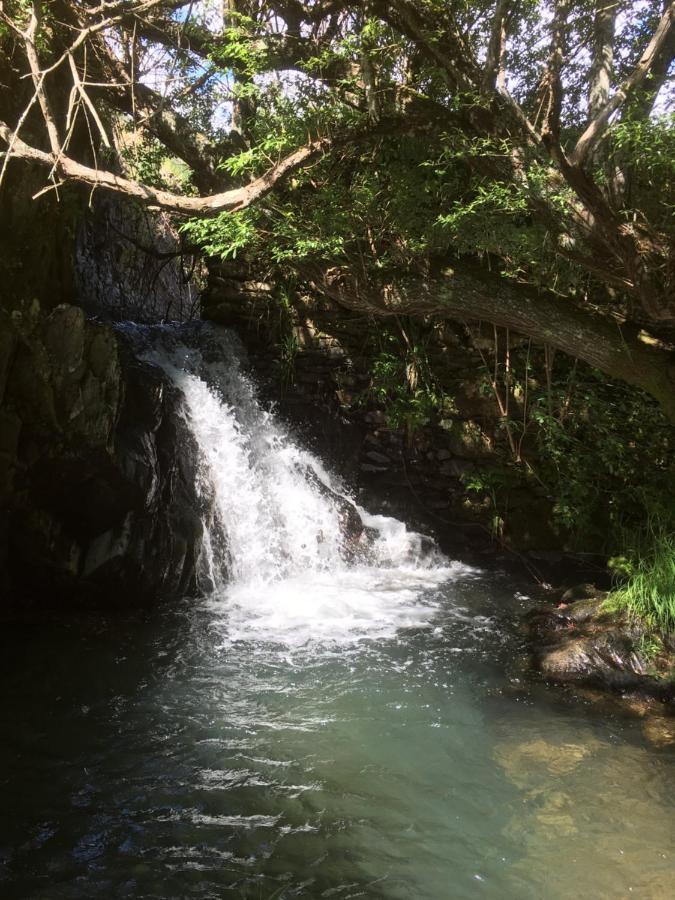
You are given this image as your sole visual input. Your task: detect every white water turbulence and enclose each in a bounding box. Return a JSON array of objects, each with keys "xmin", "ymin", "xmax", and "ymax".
[{"xmin": 145, "ymin": 325, "xmax": 472, "ymax": 646}]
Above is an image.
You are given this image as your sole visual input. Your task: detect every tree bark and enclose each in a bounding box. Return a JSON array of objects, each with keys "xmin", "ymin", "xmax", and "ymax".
[
  {"xmin": 588, "ymin": 0, "xmax": 615, "ymax": 121},
  {"xmin": 538, "ymin": 0, "xmax": 569, "ymax": 140},
  {"xmin": 313, "ymin": 263, "xmax": 675, "ymax": 422},
  {"xmin": 482, "ymin": 0, "xmax": 508, "ymax": 94},
  {"xmin": 571, "ymin": 1, "xmax": 675, "ymax": 167}
]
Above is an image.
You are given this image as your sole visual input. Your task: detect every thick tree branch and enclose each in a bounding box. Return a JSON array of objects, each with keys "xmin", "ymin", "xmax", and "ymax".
[
  {"xmin": 537, "ymin": 0, "xmax": 569, "ymax": 141},
  {"xmin": 626, "ymin": 0, "xmax": 675, "ymax": 123},
  {"xmin": 92, "ymin": 38, "xmax": 221, "ymax": 190},
  {"xmin": 587, "ymin": 0, "xmax": 615, "ymax": 121},
  {"xmin": 376, "ymin": 0, "xmax": 541, "ymax": 148},
  {"xmin": 374, "ymin": 0, "xmax": 478, "ymax": 93},
  {"xmin": 571, "ymin": 1, "xmax": 675, "ymax": 167},
  {"xmin": 131, "ymin": 15, "xmax": 354, "ymax": 86},
  {"xmin": 482, "ymin": 0, "xmax": 508, "ymax": 94},
  {"xmin": 313, "ymin": 263, "xmax": 675, "ymax": 421}
]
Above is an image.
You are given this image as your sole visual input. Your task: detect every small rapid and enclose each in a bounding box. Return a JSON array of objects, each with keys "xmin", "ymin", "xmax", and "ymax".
[{"xmin": 143, "ymin": 324, "xmax": 470, "ymax": 646}]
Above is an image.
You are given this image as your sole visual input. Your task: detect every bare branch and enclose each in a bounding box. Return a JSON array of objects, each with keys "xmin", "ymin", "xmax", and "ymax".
[
  {"xmin": 68, "ymin": 51, "xmax": 111, "ymax": 149},
  {"xmin": 25, "ymin": 2, "xmax": 61, "ymax": 155},
  {"xmin": 0, "ymin": 119, "xmax": 333, "ymax": 215},
  {"xmin": 82, "ymin": 0, "xmax": 190, "ymax": 16},
  {"xmin": 37, "ymin": 0, "xmax": 169, "ymax": 80},
  {"xmin": 0, "ymin": 88, "xmax": 41, "ymax": 193}
]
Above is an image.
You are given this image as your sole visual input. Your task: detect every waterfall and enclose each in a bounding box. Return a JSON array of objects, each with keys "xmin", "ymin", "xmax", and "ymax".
[{"xmin": 142, "ymin": 324, "xmax": 470, "ymax": 644}]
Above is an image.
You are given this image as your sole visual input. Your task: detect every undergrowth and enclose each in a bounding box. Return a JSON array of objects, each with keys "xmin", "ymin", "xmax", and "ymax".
[{"xmin": 606, "ymin": 525, "xmax": 675, "ymax": 635}]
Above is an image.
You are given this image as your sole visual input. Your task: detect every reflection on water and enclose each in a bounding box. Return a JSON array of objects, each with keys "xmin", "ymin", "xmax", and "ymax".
[{"xmin": 0, "ymin": 572, "xmax": 673, "ymax": 899}]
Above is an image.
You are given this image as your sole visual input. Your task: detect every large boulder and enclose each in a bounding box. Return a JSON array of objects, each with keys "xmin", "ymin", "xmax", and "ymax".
[
  {"xmin": 0, "ymin": 301, "xmax": 206, "ymax": 606},
  {"xmin": 526, "ymin": 592, "xmax": 675, "ymax": 699}
]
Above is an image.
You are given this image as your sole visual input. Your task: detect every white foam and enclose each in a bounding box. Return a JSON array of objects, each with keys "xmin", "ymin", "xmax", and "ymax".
[
  {"xmin": 209, "ymin": 563, "xmax": 472, "ymax": 646},
  {"xmin": 147, "ymin": 326, "xmax": 474, "ymax": 646}
]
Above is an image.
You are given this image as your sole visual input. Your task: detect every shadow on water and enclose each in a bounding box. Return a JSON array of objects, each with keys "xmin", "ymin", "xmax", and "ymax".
[{"xmin": 0, "ymin": 572, "xmax": 673, "ymax": 900}]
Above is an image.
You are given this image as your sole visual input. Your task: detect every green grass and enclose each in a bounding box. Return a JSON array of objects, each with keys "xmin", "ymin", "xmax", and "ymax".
[{"xmin": 607, "ymin": 531, "xmax": 675, "ymax": 634}]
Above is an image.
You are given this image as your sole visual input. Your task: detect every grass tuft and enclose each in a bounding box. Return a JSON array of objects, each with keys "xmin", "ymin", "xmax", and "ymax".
[{"xmin": 607, "ymin": 530, "xmax": 675, "ymax": 634}]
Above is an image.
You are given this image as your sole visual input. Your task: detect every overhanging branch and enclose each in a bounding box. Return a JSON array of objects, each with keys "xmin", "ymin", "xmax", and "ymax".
[
  {"xmin": 0, "ymin": 120, "xmax": 332, "ymax": 214},
  {"xmin": 311, "ymin": 263, "xmax": 675, "ymax": 421}
]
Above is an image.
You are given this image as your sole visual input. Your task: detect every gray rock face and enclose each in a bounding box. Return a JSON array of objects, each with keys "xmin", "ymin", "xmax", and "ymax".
[
  {"xmin": 75, "ymin": 194, "xmax": 201, "ymax": 323},
  {"xmin": 0, "ymin": 302, "xmax": 205, "ymax": 606}
]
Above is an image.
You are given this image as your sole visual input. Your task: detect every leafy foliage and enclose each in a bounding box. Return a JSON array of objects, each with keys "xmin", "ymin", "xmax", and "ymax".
[
  {"xmin": 529, "ymin": 370, "xmax": 673, "ymax": 541},
  {"xmin": 608, "ymin": 113, "xmax": 675, "ymax": 229},
  {"xmin": 368, "ymin": 346, "xmax": 444, "ymax": 433}
]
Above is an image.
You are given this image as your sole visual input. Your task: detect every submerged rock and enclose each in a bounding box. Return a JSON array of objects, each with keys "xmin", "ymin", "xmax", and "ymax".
[
  {"xmin": 494, "ymin": 737, "xmax": 600, "ymax": 787},
  {"xmin": 642, "ymin": 715, "xmax": 675, "ymax": 747}
]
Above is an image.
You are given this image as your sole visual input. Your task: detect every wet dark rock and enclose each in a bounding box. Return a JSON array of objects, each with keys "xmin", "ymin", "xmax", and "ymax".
[
  {"xmin": 360, "ymin": 463, "xmax": 388, "ymax": 473},
  {"xmin": 564, "ymin": 596, "xmax": 608, "ymax": 623},
  {"xmin": 504, "ymin": 499, "xmax": 562, "ymax": 551},
  {"xmin": 365, "ymin": 450, "xmax": 391, "ymax": 466},
  {"xmin": 537, "ymin": 630, "xmax": 648, "ymax": 686},
  {"xmin": 526, "ymin": 591, "xmax": 675, "ymax": 700},
  {"xmin": 439, "ymin": 459, "xmax": 474, "ymax": 478},
  {"xmin": 0, "ymin": 303, "xmax": 205, "ymax": 606},
  {"xmin": 75, "ymin": 193, "xmax": 199, "ymax": 322},
  {"xmin": 305, "ymin": 468, "xmax": 370, "ymax": 560},
  {"xmin": 561, "ymin": 583, "xmax": 606, "ymax": 604}
]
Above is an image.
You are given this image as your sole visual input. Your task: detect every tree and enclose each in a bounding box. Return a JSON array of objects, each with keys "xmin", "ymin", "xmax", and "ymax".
[{"xmin": 1, "ymin": 1, "xmax": 674, "ymax": 415}]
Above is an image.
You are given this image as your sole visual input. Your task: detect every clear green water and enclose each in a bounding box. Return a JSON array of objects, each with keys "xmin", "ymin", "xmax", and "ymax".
[{"xmin": 1, "ymin": 572, "xmax": 673, "ymax": 899}]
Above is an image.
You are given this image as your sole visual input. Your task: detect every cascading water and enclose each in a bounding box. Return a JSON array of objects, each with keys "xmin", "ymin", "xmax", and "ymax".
[
  {"xmin": 3, "ymin": 325, "xmax": 673, "ymax": 900},
  {"xmin": 142, "ymin": 324, "xmax": 470, "ymax": 645}
]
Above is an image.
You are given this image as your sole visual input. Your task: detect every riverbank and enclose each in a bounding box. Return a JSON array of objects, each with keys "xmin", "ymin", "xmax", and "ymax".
[{"xmin": 526, "ymin": 584, "xmax": 675, "ymax": 704}]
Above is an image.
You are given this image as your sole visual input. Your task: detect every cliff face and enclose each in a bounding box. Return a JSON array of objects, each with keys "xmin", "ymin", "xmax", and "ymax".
[
  {"xmin": 0, "ymin": 301, "xmax": 204, "ymax": 605},
  {"xmin": 75, "ymin": 193, "xmax": 201, "ymax": 323},
  {"xmin": 0, "ymin": 140, "xmax": 211, "ymax": 606}
]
